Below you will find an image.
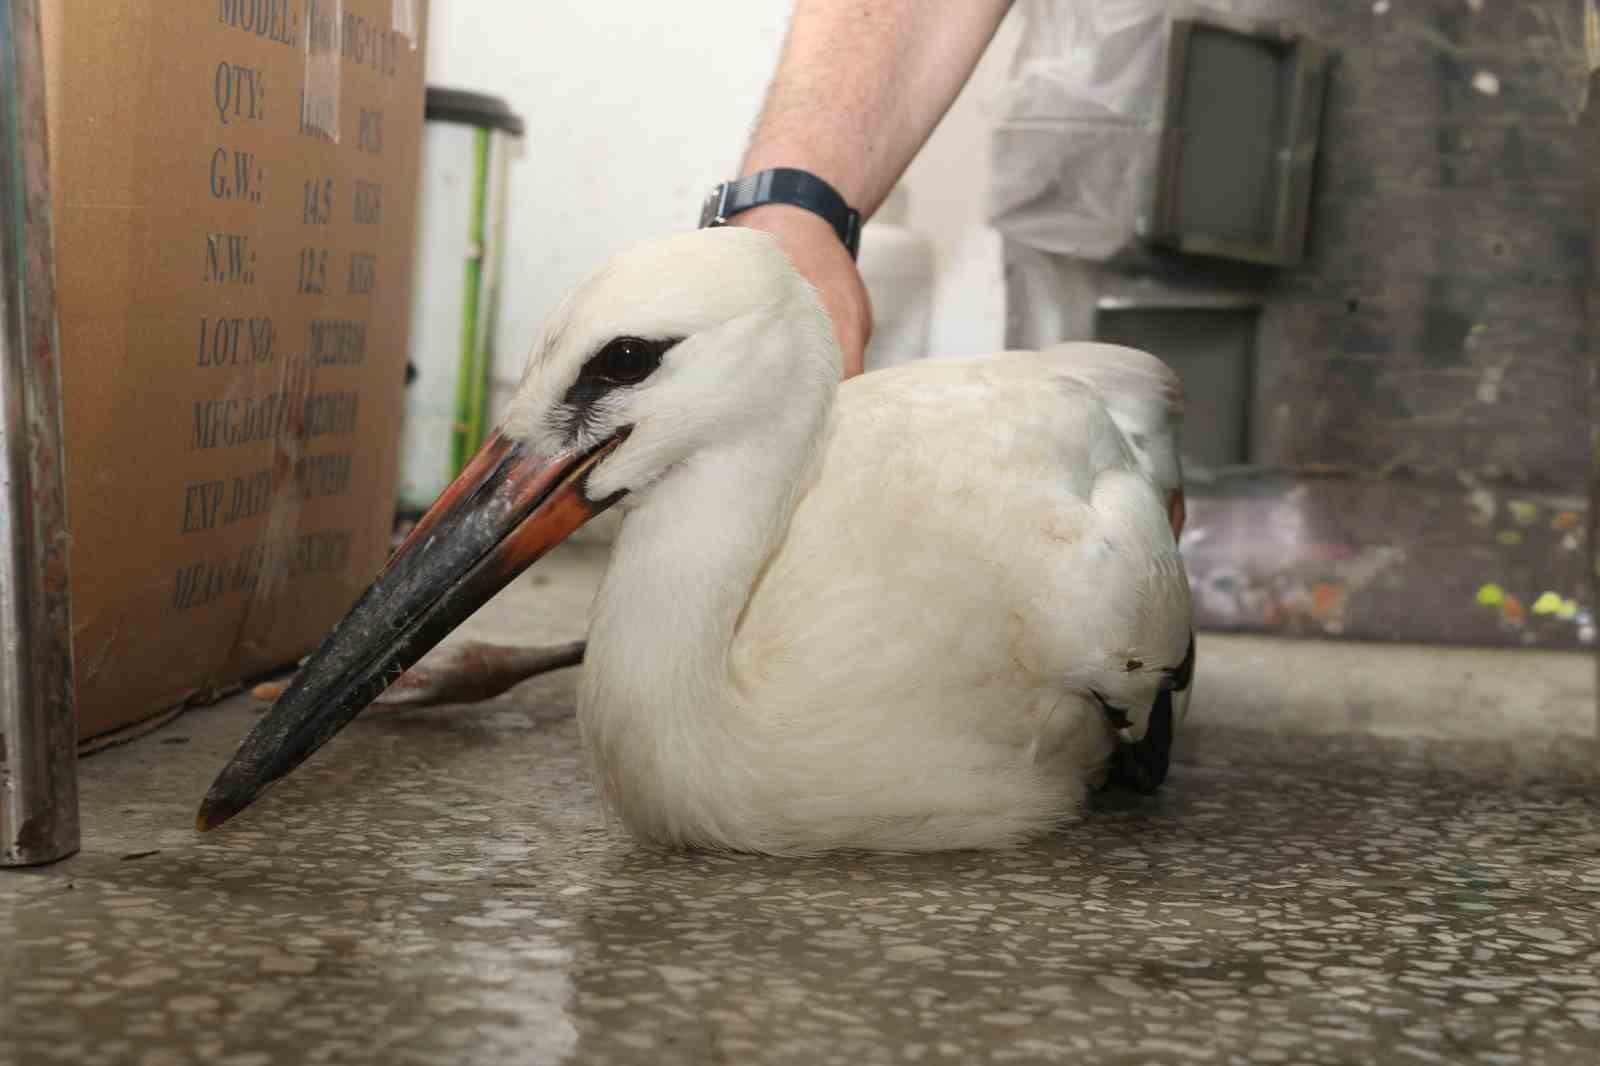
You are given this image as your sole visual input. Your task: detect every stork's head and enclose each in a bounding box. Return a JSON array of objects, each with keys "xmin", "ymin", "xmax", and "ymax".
[
  {"xmin": 196, "ymin": 229, "xmax": 838, "ymax": 831},
  {"xmin": 507, "ymin": 227, "xmax": 840, "ymax": 507}
]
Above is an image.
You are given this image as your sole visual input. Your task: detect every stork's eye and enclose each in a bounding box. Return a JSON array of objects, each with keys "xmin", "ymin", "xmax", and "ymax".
[
  {"xmin": 558, "ymin": 335, "xmax": 680, "ymax": 441},
  {"xmin": 588, "ymin": 337, "xmax": 666, "ymax": 386}
]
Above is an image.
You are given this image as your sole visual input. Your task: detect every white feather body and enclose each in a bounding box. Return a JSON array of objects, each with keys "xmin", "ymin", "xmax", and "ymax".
[{"xmin": 510, "ymin": 230, "xmax": 1191, "ymax": 854}]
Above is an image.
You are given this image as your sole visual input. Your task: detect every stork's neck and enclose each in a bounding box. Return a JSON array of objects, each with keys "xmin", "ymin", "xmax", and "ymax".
[
  {"xmin": 594, "ymin": 445, "xmax": 804, "ymax": 684},
  {"xmin": 579, "ymin": 396, "xmax": 829, "ymax": 843}
]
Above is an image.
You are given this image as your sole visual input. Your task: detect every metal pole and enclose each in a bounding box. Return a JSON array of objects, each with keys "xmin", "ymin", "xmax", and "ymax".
[
  {"xmin": 0, "ymin": 0, "xmax": 77, "ymax": 867},
  {"xmin": 1589, "ymin": 68, "xmax": 1600, "ymax": 742}
]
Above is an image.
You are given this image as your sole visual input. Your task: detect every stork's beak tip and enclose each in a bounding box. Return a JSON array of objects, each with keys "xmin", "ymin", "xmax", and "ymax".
[
  {"xmin": 195, "ymin": 798, "xmax": 232, "ymax": 834},
  {"xmin": 195, "ymin": 762, "xmax": 269, "ymax": 832}
]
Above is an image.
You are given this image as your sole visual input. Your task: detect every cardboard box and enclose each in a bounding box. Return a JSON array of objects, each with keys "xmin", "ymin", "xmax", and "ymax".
[{"xmin": 42, "ymin": 1, "xmax": 428, "ymax": 740}]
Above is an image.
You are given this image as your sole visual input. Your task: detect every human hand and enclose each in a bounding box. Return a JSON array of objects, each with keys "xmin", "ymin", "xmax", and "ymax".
[{"xmin": 731, "ymin": 205, "xmax": 871, "ymax": 378}]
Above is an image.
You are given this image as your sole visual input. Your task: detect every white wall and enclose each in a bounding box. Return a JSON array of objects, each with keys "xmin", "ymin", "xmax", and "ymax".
[
  {"xmin": 422, "ymin": 1, "xmax": 1017, "ymax": 397},
  {"xmin": 899, "ymin": 9, "xmax": 1018, "ymax": 359}
]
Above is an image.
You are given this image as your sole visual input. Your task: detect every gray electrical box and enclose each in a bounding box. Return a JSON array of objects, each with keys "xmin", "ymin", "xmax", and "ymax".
[{"xmin": 1148, "ymin": 15, "xmax": 1332, "ymax": 267}]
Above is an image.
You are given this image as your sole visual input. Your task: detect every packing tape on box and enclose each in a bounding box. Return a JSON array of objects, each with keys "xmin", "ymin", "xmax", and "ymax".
[
  {"xmin": 304, "ymin": 0, "xmax": 343, "ymax": 143},
  {"xmin": 392, "ymin": 0, "xmax": 420, "ymax": 48}
]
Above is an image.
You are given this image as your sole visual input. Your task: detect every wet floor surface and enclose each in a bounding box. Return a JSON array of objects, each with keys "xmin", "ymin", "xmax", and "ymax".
[{"xmin": 4, "ymin": 554, "xmax": 1599, "ymax": 1065}]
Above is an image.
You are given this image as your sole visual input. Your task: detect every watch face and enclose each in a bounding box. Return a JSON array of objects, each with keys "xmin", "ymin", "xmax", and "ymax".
[{"xmin": 699, "ymin": 185, "xmax": 726, "ymax": 228}]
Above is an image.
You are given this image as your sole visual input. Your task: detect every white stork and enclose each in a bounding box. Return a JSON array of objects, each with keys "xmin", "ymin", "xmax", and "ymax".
[{"xmin": 199, "ymin": 228, "xmax": 1195, "ymax": 853}]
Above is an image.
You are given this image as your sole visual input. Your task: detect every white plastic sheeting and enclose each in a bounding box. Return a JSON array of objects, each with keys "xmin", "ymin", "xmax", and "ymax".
[
  {"xmin": 989, "ymin": 1, "xmax": 1237, "ymax": 348},
  {"xmin": 989, "ymin": 0, "xmax": 1208, "ymax": 260}
]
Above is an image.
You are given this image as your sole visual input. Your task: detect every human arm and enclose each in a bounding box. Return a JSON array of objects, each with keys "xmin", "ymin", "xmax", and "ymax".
[{"xmin": 733, "ymin": 0, "xmax": 1014, "ymax": 376}]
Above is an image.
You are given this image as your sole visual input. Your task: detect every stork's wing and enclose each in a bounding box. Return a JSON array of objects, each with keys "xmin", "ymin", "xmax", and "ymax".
[{"xmin": 729, "ymin": 345, "xmax": 1189, "ymax": 720}]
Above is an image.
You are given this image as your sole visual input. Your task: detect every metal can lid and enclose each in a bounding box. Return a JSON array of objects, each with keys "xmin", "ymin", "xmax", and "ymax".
[{"xmin": 424, "ymin": 87, "xmax": 525, "ymax": 136}]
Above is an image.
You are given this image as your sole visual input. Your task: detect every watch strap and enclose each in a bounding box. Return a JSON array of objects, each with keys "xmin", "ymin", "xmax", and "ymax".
[{"xmin": 700, "ymin": 168, "xmax": 861, "ymax": 260}]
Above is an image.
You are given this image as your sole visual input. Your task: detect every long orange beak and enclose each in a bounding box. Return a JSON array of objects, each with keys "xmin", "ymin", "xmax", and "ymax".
[{"xmin": 195, "ymin": 430, "xmax": 624, "ymax": 832}]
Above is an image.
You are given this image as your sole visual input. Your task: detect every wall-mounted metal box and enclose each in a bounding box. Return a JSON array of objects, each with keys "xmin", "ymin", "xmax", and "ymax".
[
  {"xmin": 1092, "ymin": 284, "xmax": 1262, "ymax": 474},
  {"xmin": 1148, "ymin": 15, "xmax": 1332, "ymax": 267}
]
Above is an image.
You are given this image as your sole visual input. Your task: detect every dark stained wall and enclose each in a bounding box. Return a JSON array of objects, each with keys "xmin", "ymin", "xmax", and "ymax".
[{"xmin": 1235, "ymin": 0, "xmax": 1589, "ymax": 491}]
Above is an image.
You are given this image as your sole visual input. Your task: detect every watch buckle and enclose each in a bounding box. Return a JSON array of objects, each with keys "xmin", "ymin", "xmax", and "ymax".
[{"xmin": 699, "ymin": 184, "xmax": 729, "ymax": 229}]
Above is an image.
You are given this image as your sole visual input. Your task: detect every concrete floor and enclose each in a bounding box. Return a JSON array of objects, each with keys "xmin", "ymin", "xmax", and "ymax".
[{"xmin": 4, "ymin": 544, "xmax": 1600, "ymax": 1065}]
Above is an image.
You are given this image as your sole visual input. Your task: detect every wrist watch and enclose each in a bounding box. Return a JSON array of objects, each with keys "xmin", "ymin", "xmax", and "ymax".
[{"xmin": 699, "ymin": 167, "xmax": 861, "ymax": 261}]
